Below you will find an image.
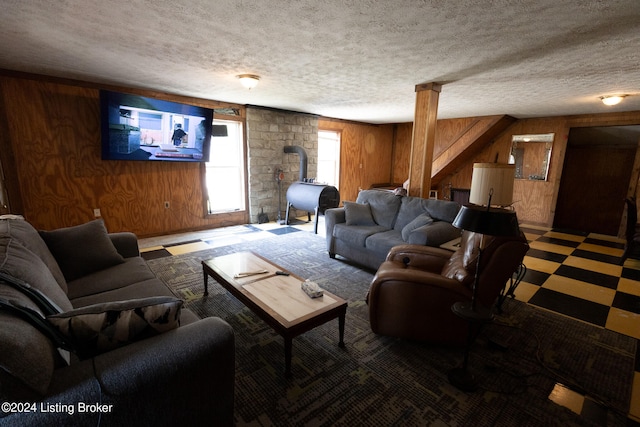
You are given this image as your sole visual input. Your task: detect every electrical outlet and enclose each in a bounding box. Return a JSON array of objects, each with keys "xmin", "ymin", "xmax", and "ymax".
[
  {"xmin": 164, "ymin": 201, "xmax": 170, "ymax": 209},
  {"xmin": 93, "ymin": 208, "xmax": 101, "ymax": 217}
]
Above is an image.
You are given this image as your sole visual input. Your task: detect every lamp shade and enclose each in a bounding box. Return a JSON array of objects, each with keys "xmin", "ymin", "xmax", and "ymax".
[
  {"xmin": 452, "ymin": 204, "xmax": 520, "ymax": 236},
  {"xmin": 469, "ymin": 163, "xmax": 515, "ymax": 206}
]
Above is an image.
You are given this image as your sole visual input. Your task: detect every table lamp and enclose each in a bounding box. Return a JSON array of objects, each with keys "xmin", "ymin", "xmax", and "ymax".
[
  {"xmin": 447, "ymin": 163, "xmax": 520, "ymax": 391},
  {"xmin": 450, "ymin": 203, "xmax": 520, "ymax": 320},
  {"xmin": 469, "ymin": 163, "xmax": 515, "ymax": 207}
]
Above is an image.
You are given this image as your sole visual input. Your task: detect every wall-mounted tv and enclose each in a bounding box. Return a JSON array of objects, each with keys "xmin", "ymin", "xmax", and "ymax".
[{"xmin": 100, "ymin": 90, "xmax": 213, "ymax": 162}]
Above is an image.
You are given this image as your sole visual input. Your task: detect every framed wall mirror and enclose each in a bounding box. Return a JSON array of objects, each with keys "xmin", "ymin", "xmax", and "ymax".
[{"xmin": 509, "ymin": 133, "xmax": 554, "ymax": 181}]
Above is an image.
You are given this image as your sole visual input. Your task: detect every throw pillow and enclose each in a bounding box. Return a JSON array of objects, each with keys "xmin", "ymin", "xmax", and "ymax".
[
  {"xmin": 39, "ymin": 219, "xmax": 125, "ymax": 282},
  {"xmin": 344, "ymin": 202, "xmax": 376, "ymax": 226},
  {"xmin": 0, "ymin": 272, "xmax": 63, "ymax": 316},
  {"xmin": 0, "ymin": 287, "xmax": 61, "ymax": 396},
  {"xmin": 1, "ymin": 218, "xmax": 68, "ymax": 293},
  {"xmin": 47, "ymin": 297, "xmax": 183, "ymax": 359},
  {"xmin": 401, "ymin": 213, "xmax": 434, "ymax": 241},
  {"xmin": 0, "ymin": 236, "xmax": 74, "ymax": 312}
]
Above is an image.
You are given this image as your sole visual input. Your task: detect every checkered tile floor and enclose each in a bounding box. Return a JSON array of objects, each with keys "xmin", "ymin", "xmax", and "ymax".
[
  {"xmin": 514, "ymin": 224, "xmax": 640, "ymax": 424},
  {"xmin": 138, "ymin": 219, "xmax": 640, "ymax": 424},
  {"xmin": 517, "ymin": 224, "xmax": 640, "ymax": 340}
]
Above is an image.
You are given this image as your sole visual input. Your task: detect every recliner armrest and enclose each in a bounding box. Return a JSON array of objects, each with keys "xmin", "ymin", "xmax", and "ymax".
[
  {"xmin": 385, "ymin": 244, "xmax": 453, "ymax": 272},
  {"xmin": 373, "ymin": 264, "xmax": 465, "ymax": 292}
]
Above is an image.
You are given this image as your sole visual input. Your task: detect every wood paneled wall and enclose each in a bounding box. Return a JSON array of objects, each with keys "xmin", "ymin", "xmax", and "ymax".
[
  {"xmin": 3, "ymin": 71, "xmax": 640, "ymax": 234},
  {"xmin": 394, "ymin": 113, "xmax": 640, "ymax": 227},
  {"xmin": 493, "ymin": 115, "xmax": 640, "ymax": 227},
  {"xmin": 487, "ymin": 118, "xmax": 569, "ymax": 226},
  {"xmin": 395, "ymin": 116, "xmax": 569, "ymax": 225},
  {"xmin": 392, "ymin": 123, "xmax": 413, "ymax": 185},
  {"xmin": 392, "ymin": 117, "xmax": 513, "ymax": 198},
  {"xmin": 318, "ymin": 118, "xmax": 394, "ymax": 203},
  {"xmin": 0, "ymin": 74, "xmax": 247, "ymax": 236}
]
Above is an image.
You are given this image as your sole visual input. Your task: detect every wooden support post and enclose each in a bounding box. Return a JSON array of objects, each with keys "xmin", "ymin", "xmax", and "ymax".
[{"xmin": 408, "ymin": 82, "xmax": 441, "ymax": 198}]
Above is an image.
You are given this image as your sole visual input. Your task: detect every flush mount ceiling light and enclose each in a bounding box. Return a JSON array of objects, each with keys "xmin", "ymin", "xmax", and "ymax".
[
  {"xmin": 237, "ymin": 74, "xmax": 260, "ymax": 90},
  {"xmin": 600, "ymin": 95, "xmax": 626, "ymax": 106}
]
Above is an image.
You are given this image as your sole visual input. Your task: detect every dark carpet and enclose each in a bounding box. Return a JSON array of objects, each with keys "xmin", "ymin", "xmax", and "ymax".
[{"xmin": 146, "ymin": 231, "xmax": 635, "ymax": 426}]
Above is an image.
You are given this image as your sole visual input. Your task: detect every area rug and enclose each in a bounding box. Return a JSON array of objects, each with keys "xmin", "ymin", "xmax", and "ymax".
[{"xmin": 146, "ymin": 230, "xmax": 635, "ymax": 426}]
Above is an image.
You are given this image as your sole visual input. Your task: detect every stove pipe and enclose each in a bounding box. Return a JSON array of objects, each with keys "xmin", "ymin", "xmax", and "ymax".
[{"xmin": 284, "ymin": 145, "xmax": 307, "ymax": 181}]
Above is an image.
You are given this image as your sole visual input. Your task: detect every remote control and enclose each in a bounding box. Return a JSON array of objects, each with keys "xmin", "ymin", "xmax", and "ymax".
[{"xmin": 275, "ymin": 270, "xmax": 290, "ymax": 276}]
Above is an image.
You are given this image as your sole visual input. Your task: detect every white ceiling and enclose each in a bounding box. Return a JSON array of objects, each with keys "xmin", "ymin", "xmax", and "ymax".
[{"xmin": 1, "ymin": 0, "xmax": 639, "ymax": 124}]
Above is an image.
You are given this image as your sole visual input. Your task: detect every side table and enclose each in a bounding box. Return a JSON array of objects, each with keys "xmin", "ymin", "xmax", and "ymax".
[{"xmin": 447, "ymin": 301, "xmax": 494, "ymax": 392}]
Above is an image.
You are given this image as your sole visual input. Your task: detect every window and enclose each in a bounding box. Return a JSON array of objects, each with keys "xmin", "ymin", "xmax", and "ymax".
[
  {"xmin": 204, "ymin": 120, "xmax": 245, "ymax": 213},
  {"xmin": 317, "ymin": 130, "xmax": 341, "ymax": 188}
]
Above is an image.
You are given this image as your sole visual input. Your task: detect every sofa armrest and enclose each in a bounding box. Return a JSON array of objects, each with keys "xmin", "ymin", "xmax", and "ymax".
[
  {"xmin": 13, "ymin": 317, "xmax": 235, "ymax": 427},
  {"xmin": 324, "ymin": 207, "xmax": 346, "ymax": 253},
  {"xmin": 108, "ymin": 232, "xmax": 140, "ymax": 258},
  {"xmin": 385, "ymin": 244, "xmax": 453, "ymax": 272}
]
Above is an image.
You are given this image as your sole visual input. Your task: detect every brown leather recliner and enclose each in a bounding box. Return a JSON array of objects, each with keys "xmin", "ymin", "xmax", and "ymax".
[{"xmin": 367, "ymin": 230, "xmax": 529, "ymax": 345}]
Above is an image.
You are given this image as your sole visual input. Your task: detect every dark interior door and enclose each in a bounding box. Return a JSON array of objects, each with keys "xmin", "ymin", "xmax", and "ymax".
[{"xmin": 554, "ymin": 127, "xmax": 638, "ymax": 235}]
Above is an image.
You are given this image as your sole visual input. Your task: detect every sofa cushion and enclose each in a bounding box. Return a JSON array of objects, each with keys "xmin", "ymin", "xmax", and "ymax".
[
  {"xmin": 333, "ymin": 223, "xmax": 387, "ymax": 248},
  {"xmin": 39, "ymin": 219, "xmax": 125, "ymax": 282},
  {"xmin": 47, "ymin": 296, "xmax": 183, "ymax": 359},
  {"xmin": 69, "ymin": 278, "xmax": 178, "ymax": 308},
  {"xmin": 344, "ymin": 202, "xmax": 376, "ymax": 226},
  {"xmin": 405, "ymin": 224, "xmax": 432, "ymax": 245},
  {"xmin": 356, "ymin": 190, "xmax": 402, "ymax": 229},
  {"xmin": 66, "ymin": 257, "xmax": 157, "ymax": 300},
  {"xmin": 0, "ymin": 286, "xmax": 60, "ymax": 396},
  {"xmin": 0, "ymin": 236, "xmax": 73, "ymax": 312},
  {"xmin": 401, "ymin": 213, "xmax": 434, "ymax": 241},
  {"xmin": 0, "ymin": 218, "xmax": 68, "ymax": 293},
  {"xmin": 364, "ymin": 230, "xmax": 406, "ymax": 258}
]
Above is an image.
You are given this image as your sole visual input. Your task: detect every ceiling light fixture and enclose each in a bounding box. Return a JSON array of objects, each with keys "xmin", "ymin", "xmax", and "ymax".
[
  {"xmin": 600, "ymin": 95, "xmax": 626, "ymax": 106},
  {"xmin": 237, "ymin": 74, "xmax": 260, "ymax": 90}
]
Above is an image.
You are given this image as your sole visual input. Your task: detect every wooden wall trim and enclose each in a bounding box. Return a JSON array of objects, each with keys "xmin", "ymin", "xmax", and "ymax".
[{"xmin": 566, "ymin": 110, "xmax": 640, "ymax": 127}]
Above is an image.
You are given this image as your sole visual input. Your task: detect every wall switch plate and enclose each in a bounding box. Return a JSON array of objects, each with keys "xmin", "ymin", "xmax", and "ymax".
[{"xmin": 93, "ymin": 208, "xmax": 101, "ymax": 217}]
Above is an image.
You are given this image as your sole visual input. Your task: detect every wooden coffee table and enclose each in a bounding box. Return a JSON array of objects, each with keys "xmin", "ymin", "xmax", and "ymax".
[{"xmin": 202, "ymin": 251, "xmax": 347, "ymax": 376}]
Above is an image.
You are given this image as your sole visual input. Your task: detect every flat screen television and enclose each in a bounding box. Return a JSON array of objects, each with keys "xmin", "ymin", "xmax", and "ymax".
[{"xmin": 100, "ymin": 90, "xmax": 213, "ymax": 162}]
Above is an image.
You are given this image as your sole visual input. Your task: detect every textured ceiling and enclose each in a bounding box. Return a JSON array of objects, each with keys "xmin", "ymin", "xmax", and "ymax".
[{"xmin": 1, "ymin": 0, "xmax": 639, "ymax": 124}]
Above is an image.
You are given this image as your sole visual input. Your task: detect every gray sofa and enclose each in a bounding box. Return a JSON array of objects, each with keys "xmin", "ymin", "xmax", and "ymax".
[
  {"xmin": 325, "ymin": 190, "xmax": 461, "ymax": 270},
  {"xmin": 0, "ymin": 217, "xmax": 235, "ymax": 427}
]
